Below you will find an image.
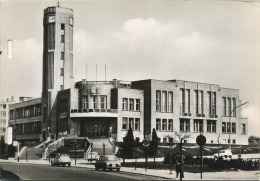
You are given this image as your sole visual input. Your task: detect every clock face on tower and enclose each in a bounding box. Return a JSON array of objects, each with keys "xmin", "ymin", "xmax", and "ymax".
[{"xmin": 48, "ymin": 16, "xmax": 55, "ymax": 23}]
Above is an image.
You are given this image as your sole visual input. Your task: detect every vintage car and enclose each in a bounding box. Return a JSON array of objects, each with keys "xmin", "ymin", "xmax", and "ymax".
[
  {"xmin": 95, "ymin": 155, "xmax": 121, "ymax": 171},
  {"xmin": 86, "ymin": 152, "xmax": 100, "ymax": 162},
  {"xmin": 51, "ymin": 153, "xmax": 71, "ymax": 167},
  {"xmin": 214, "ymin": 149, "xmax": 232, "ymax": 160}
]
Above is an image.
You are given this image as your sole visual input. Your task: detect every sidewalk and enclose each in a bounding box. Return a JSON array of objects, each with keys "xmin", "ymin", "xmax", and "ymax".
[{"xmin": 1, "ymin": 158, "xmax": 260, "ymax": 180}]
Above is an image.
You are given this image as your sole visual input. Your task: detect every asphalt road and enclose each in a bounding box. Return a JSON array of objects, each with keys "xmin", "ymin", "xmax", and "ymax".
[{"xmin": 0, "ymin": 162, "xmax": 169, "ymax": 180}]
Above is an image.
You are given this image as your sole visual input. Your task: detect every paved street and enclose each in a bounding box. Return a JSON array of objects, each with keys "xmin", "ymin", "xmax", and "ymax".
[
  {"xmin": 1, "ymin": 159, "xmax": 260, "ymax": 180},
  {"xmin": 0, "ymin": 162, "xmax": 168, "ymax": 180}
]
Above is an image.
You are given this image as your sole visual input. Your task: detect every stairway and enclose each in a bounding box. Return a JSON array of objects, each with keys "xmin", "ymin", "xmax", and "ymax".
[
  {"xmin": 89, "ymin": 138, "xmax": 114, "ymax": 155},
  {"xmin": 19, "ymin": 148, "xmax": 44, "ymax": 160}
]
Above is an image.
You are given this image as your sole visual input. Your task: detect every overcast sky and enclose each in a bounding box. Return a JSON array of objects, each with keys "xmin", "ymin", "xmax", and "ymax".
[{"xmin": 0, "ymin": 0, "xmax": 259, "ymax": 136}]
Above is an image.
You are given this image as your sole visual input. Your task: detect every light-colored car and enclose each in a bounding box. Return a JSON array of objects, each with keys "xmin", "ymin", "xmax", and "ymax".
[
  {"xmin": 51, "ymin": 153, "xmax": 71, "ymax": 167},
  {"xmin": 86, "ymin": 152, "xmax": 100, "ymax": 162},
  {"xmin": 95, "ymin": 155, "xmax": 121, "ymax": 171},
  {"xmin": 214, "ymin": 149, "xmax": 232, "ymax": 160}
]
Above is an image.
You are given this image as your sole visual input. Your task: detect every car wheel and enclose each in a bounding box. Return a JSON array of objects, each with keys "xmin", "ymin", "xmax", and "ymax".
[{"xmin": 116, "ymin": 168, "xmax": 120, "ymax": 172}]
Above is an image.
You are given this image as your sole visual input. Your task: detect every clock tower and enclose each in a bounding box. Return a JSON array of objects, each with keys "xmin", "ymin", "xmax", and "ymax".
[{"xmin": 42, "ymin": 6, "xmax": 74, "ymax": 140}]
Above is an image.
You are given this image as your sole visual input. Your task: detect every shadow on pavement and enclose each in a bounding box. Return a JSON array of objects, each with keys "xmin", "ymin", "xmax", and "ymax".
[{"xmin": 0, "ymin": 168, "xmax": 20, "ymax": 180}]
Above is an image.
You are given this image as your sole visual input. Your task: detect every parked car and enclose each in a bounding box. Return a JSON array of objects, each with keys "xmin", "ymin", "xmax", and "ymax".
[
  {"xmin": 214, "ymin": 149, "xmax": 232, "ymax": 160},
  {"xmin": 95, "ymin": 155, "xmax": 121, "ymax": 171},
  {"xmin": 51, "ymin": 153, "xmax": 71, "ymax": 167},
  {"xmin": 86, "ymin": 152, "xmax": 100, "ymax": 162}
]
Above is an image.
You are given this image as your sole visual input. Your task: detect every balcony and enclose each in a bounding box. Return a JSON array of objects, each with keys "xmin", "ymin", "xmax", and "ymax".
[{"xmin": 70, "ymin": 109, "xmax": 118, "ymax": 118}]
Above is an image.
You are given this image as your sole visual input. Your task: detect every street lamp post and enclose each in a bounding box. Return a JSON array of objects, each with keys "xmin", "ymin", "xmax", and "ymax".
[{"xmin": 229, "ymin": 101, "xmax": 249, "ymax": 150}]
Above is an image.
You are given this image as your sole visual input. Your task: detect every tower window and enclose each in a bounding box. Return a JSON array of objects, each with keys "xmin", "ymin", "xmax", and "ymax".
[
  {"xmin": 61, "ymin": 35, "xmax": 64, "ymax": 43},
  {"xmin": 61, "ymin": 24, "xmax": 65, "ymax": 30},
  {"xmin": 61, "ymin": 52, "xmax": 64, "ymax": 60},
  {"xmin": 60, "ymin": 68, "xmax": 64, "ymax": 76}
]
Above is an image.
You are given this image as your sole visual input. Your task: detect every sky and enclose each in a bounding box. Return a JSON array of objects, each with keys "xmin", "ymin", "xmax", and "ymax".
[{"xmin": 0, "ymin": 0, "xmax": 259, "ymax": 136}]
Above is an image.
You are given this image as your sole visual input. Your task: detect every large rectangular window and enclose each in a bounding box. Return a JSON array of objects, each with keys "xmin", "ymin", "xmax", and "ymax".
[
  {"xmin": 168, "ymin": 119, "xmax": 173, "ymax": 131},
  {"xmin": 162, "ymin": 119, "xmax": 167, "ymax": 131},
  {"xmin": 212, "ymin": 92, "xmax": 216, "ymax": 115},
  {"xmin": 134, "ymin": 118, "xmax": 140, "ymax": 130},
  {"xmin": 223, "ymin": 97, "xmax": 226, "ymax": 116},
  {"xmin": 93, "ymin": 96, "xmax": 98, "ymax": 109},
  {"xmin": 61, "ymin": 52, "xmax": 64, "ymax": 60},
  {"xmin": 242, "ymin": 124, "xmax": 246, "ymax": 134},
  {"xmin": 222, "ymin": 122, "xmax": 226, "ymax": 133},
  {"xmin": 135, "ymin": 99, "xmax": 140, "ymax": 111},
  {"xmin": 122, "ymin": 117, "xmax": 127, "ymax": 130},
  {"xmin": 228, "ymin": 98, "xmax": 231, "ymax": 116},
  {"xmin": 129, "ymin": 118, "xmax": 134, "ymax": 129},
  {"xmin": 186, "ymin": 89, "xmax": 190, "ymax": 114},
  {"xmin": 180, "ymin": 89, "xmax": 185, "ymax": 115},
  {"xmin": 180, "ymin": 119, "xmax": 190, "ymax": 132},
  {"xmin": 156, "ymin": 91, "xmax": 161, "ymax": 112},
  {"xmin": 122, "ymin": 98, "xmax": 128, "ymax": 110},
  {"xmin": 195, "ymin": 90, "xmax": 198, "ymax": 115},
  {"xmin": 100, "ymin": 96, "xmax": 107, "ymax": 109},
  {"xmin": 129, "ymin": 98, "xmax": 134, "ymax": 111},
  {"xmin": 168, "ymin": 92, "xmax": 173, "ymax": 112},
  {"xmin": 162, "ymin": 91, "xmax": 167, "ymax": 112},
  {"xmin": 232, "ymin": 98, "xmax": 236, "ymax": 117},
  {"xmin": 232, "ymin": 123, "xmax": 236, "ymax": 133},
  {"xmin": 200, "ymin": 91, "xmax": 204, "ymax": 114},
  {"xmin": 194, "ymin": 120, "xmax": 203, "ymax": 133},
  {"xmin": 61, "ymin": 35, "xmax": 64, "ymax": 43},
  {"xmin": 207, "ymin": 120, "xmax": 216, "ymax": 133},
  {"xmin": 156, "ymin": 119, "xmax": 161, "ymax": 131}
]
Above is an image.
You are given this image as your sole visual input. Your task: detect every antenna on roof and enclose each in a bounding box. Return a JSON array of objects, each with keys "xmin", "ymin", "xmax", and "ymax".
[{"xmin": 57, "ymin": 0, "xmax": 60, "ymax": 7}]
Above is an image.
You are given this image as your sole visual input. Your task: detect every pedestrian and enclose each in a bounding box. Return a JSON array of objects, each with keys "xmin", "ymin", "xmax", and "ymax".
[{"xmin": 176, "ymin": 161, "xmax": 181, "ymax": 178}]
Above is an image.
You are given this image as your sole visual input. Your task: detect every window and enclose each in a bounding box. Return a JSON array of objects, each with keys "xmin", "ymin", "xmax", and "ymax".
[
  {"xmin": 232, "ymin": 98, "xmax": 236, "ymax": 117},
  {"xmin": 122, "ymin": 98, "xmax": 128, "ymax": 110},
  {"xmin": 162, "ymin": 119, "xmax": 167, "ymax": 131},
  {"xmin": 3, "ymin": 104, "xmax": 6, "ymax": 109},
  {"xmin": 223, "ymin": 97, "xmax": 226, "ymax": 116},
  {"xmin": 162, "ymin": 91, "xmax": 167, "ymax": 112},
  {"xmin": 222, "ymin": 122, "xmax": 226, "ymax": 133},
  {"xmin": 242, "ymin": 124, "xmax": 246, "ymax": 134},
  {"xmin": 129, "ymin": 99, "xmax": 134, "ymax": 111},
  {"xmin": 208, "ymin": 92, "xmax": 211, "ymax": 115},
  {"xmin": 100, "ymin": 96, "xmax": 107, "ymax": 109},
  {"xmin": 93, "ymin": 96, "xmax": 98, "ymax": 109},
  {"xmin": 82, "ymin": 96, "xmax": 88, "ymax": 109},
  {"xmin": 200, "ymin": 91, "xmax": 204, "ymax": 114},
  {"xmin": 61, "ymin": 52, "xmax": 64, "ymax": 60},
  {"xmin": 186, "ymin": 89, "xmax": 190, "ymax": 113},
  {"xmin": 180, "ymin": 89, "xmax": 185, "ymax": 114},
  {"xmin": 195, "ymin": 90, "xmax": 198, "ymax": 115},
  {"xmin": 134, "ymin": 118, "xmax": 140, "ymax": 130},
  {"xmin": 122, "ymin": 117, "xmax": 127, "ymax": 130},
  {"xmin": 156, "ymin": 91, "xmax": 161, "ymax": 112},
  {"xmin": 180, "ymin": 119, "xmax": 190, "ymax": 132},
  {"xmin": 168, "ymin": 92, "xmax": 173, "ymax": 112},
  {"xmin": 60, "ymin": 68, "xmax": 64, "ymax": 76},
  {"xmin": 135, "ymin": 99, "xmax": 140, "ymax": 111},
  {"xmin": 233, "ymin": 139, "xmax": 236, "ymax": 144},
  {"xmin": 156, "ymin": 119, "xmax": 161, "ymax": 131},
  {"xmin": 168, "ymin": 119, "xmax": 173, "ymax": 131},
  {"xmin": 61, "ymin": 23, "xmax": 65, "ymax": 30},
  {"xmin": 129, "ymin": 118, "xmax": 134, "ymax": 129},
  {"xmin": 232, "ymin": 123, "xmax": 236, "ymax": 133},
  {"xmin": 61, "ymin": 35, "xmax": 64, "ymax": 43},
  {"xmin": 194, "ymin": 120, "xmax": 203, "ymax": 133},
  {"xmin": 207, "ymin": 120, "xmax": 216, "ymax": 133},
  {"xmin": 227, "ymin": 122, "xmax": 230, "ymax": 133},
  {"xmin": 163, "ymin": 138, "xmax": 167, "ymax": 143},
  {"xmin": 227, "ymin": 98, "xmax": 231, "ymax": 116},
  {"xmin": 212, "ymin": 92, "xmax": 216, "ymax": 115}
]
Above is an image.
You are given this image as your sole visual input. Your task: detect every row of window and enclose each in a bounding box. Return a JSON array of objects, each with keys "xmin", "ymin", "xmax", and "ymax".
[
  {"xmin": 222, "ymin": 122, "xmax": 236, "ymax": 133},
  {"xmin": 82, "ymin": 95, "xmax": 107, "ymax": 109},
  {"xmin": 222, "ymin": 97, "xmax": 236, "ymax": 117},
  {"xmin": 179, "ymin": 119, "xmax": 217, "ymax": 133},
  {"xmin": 122, "ymin": 98, "xmax": 140, "ymax": 111},
  {"xmin": 156, "ymin": 91, "xmax": 173, "ymax": 112},
  {"xmin": 122, "ymin": 117, "xmax": 140, "ymax": 131},
  {"xmin": 180, "ymin": 89, "xmax": 217, "ymax": 116},
  {"xmin": 0, "ymin": 112, "xmax": 6, "ymax": 118},
  {"xmin": 10, "ymin": 105, "xmax": 42, "ymax": 119},
  {"xmin": 0, "ymin": 104, "xmax": 6, "ymax": 109},
  {"xmin": 156, "ymin": 119, "xmax": 173, "ymax": 131},
  {"xmin": 10, "ymin": 122, "xmax": 41, "ymax": 134}
]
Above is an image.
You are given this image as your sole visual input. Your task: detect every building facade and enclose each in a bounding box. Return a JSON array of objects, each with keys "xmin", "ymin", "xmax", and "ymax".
[
  {"xmin": 8, "ymin": 5, "xmax": 248, "ymax": 146},
  {"xmin": 9, "ymin": 97, "xmax": 42, "ymax": 143},
  {"xmin": 0, "ymin": 97, "xmax": 17, "ymax": 142}
]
